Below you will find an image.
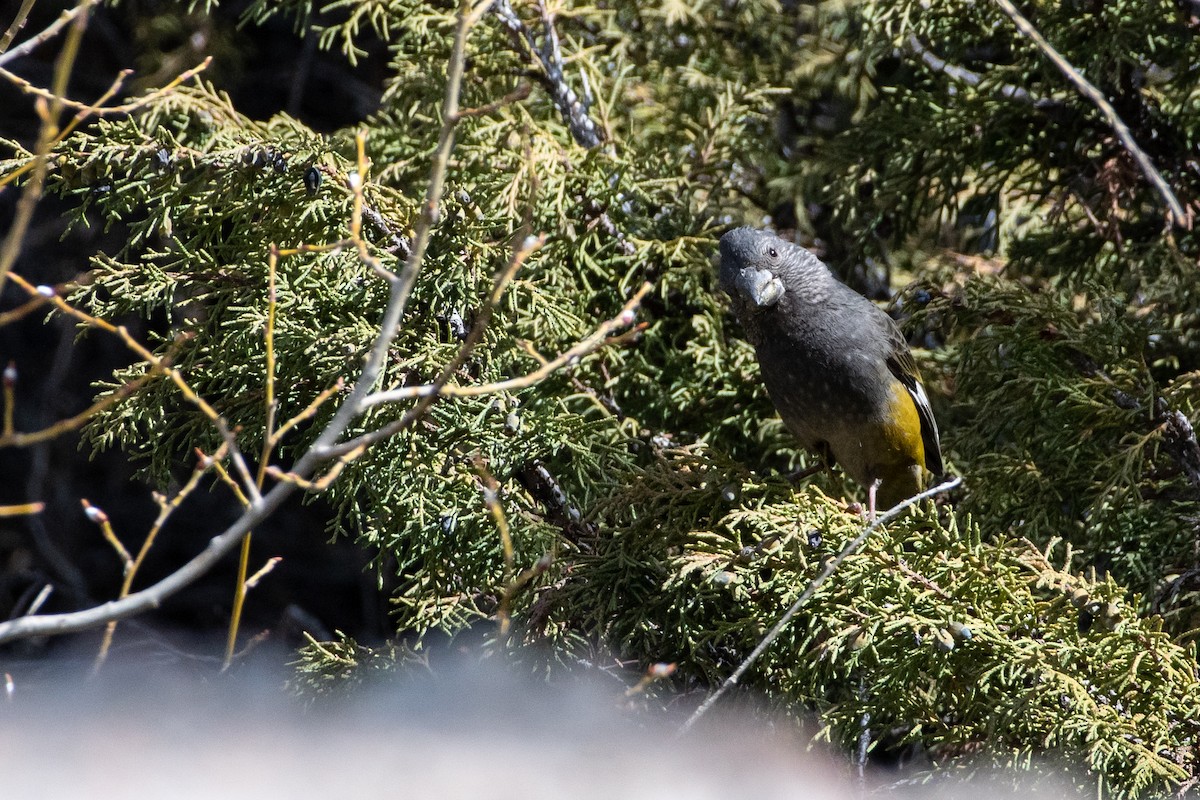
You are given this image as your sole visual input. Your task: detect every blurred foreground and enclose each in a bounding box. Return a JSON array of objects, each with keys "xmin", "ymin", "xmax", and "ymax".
[{"xmin": 0, "ymin": 651, "xmax": 1087, "ymax": 800}]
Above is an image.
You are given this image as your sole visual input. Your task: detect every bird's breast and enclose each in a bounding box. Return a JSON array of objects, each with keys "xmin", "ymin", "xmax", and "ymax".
[{"xmin": 753, "ymin": 322, "xmax": 888, "ymax": 442}]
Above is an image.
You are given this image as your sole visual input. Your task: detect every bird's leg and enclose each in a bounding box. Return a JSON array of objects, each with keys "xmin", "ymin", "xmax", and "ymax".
[{"xmin": 867, "ymin": 478, "xmax": 881, "ymax": 521}]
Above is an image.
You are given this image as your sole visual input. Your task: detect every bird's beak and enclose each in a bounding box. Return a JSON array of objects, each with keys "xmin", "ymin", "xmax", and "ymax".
[{"xmin": 735, "ymin": 267, "xmax": 785, "ymax": 307}]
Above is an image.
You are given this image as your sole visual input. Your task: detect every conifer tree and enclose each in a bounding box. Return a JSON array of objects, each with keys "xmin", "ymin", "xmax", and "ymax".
[{"xmin": 1, "ymin": 1, "xmax": 1198, "ymax": 795}]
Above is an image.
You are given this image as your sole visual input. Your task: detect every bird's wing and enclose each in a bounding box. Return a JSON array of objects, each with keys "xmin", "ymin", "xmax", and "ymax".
[{"xmin": 884, "ymin": 324, "xmax": 943, "ymax": 477}]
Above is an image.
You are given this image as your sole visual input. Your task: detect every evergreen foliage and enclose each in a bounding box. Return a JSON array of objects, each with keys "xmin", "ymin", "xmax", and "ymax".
[{"xmin": 4, "ymin": 0, "xmax": 1200, "ymax": 795}]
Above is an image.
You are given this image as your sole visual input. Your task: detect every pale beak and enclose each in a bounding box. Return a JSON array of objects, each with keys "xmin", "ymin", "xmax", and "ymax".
[{"xmin": 736, "ymin": 267, "xmax": 785, "ymax": 307}]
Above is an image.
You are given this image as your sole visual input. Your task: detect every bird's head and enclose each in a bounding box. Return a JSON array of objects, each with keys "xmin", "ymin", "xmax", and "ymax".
[{"xmin": 717, "ymin": 227, "xmax": 831, "ymax": 309}]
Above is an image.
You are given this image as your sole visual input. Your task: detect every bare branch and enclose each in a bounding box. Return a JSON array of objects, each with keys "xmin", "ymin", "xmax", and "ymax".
[
  {"xmin": 990, "ymin": 0, "xmax": 1189, "ymax": 229},
  {"xmin": 92, "ymin": 444, "xmax": 228, "ymax": 672},
  {"xmin": 0, "ymin": 0, "xmax": 100, "ymax": 65},
  {"xmin": 0, "ymin": 57, "xmax": 211, "ymax": 117},
  {"xmin": 0, "ymin": 348, "xmax": 175, "ymax": 448},
  {"xmin": 244, "ymin": 556, "xmax": 282, "ymax": 590},
  {"xmin": 315, "ymin": 281, "xmax": 649, "ymax": 463},
  {"xmin": 4, "ymin": 275, "xmax": 263, "ymax": 503},
  {"xmin": 0, "ymin": 0, "xmax": 37, "ymax": 58}
]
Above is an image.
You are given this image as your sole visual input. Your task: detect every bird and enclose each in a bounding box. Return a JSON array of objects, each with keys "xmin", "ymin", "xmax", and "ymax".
[{"xmin": 717, "ymin": 226, "xmax": 942, "ymax": 517}]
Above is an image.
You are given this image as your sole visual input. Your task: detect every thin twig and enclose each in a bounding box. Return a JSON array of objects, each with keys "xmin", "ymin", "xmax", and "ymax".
[
  {"xmin": 0, "ymin": 0, "xmax": 38, "ymax": 58},
  {"xmin": 0, "ymin": 362, "xmax": 165, "ymax": 448},
  {"xmin": 360, "ymin": 231, "xmax": 544, "ymax": 413},
  {"xmin": 210, "ymin": 458, "xmax": 251, "ymax": 508},
  {"xmin": 474, "ymin": 455, "xmax": 516, "ymax": 635},
  {"xmin": 0, "ymin": 57, "xmax": 211, "ymax": 117},
  {"xmin": 4, "ymin": 274, "xmax": 262, "ymax": 504},
  {"xmin": 244, "ymin": 556, "xmax": 282, "ymax": 590},
  {"xmin": 358, "ymin": 282, "xmax": 648, "ymax": 409},
  {"xmin": 990, "ymin": 0, "xmax": 1188, "ymax": 228},
  {"xmin": 677, "ymin": 476, "xmax": 964, "ymax": 735},
  {"xmin": 2, "ymin": 361, "xmax": 14, "ymax": 436},
  {"xmin": 456, "ymin": 82, "xmax": 533, "ymax": 119},
  {"xmin": 264, "ymin": 459, "xmax": 351, "ymax": 492},
  {"xmin": 93, "ymin": 444, "xmax": 228, "ymax": 672},
  {"xmin": 268, "ymin": 378, "xmax": 345, "ymax": 447},
  {"xmin": 0, "ymin": 502, "xmax": 43, "ymax": 517},
  {"xmin": 82, "ymin": 500, "xmax": 132, "ymax": 573},
  {"xmin": 0, "ymin": 58, "xmax": 211, "ymax": 191},
  {"xmin": 224, "ymin": 244, "xmax": 283, "ymax": 668},
  {"xmin": 0, "ymin": 293, "xmax": 53, "ymax": 326},
  {"xmin": 23, "ymin": 584, "xmax": 53, "ymax": 616}
]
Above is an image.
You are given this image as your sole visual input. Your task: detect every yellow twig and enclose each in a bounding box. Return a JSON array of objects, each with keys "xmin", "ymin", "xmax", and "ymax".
[
  {"xmin": 361, "ymin": 282, "xmax": 650, "ymax": 407},
  {"xmin": 474, "ymin": 455, "xmax": 515, "ymax": 636},
  {"xmin": 211, "ymin": 459, "xmax": 252, "ymax": 508},
  {"xmin": 5, "ymin": 273, "xmax": 260, "ymax": 501},
  {"xmin": 93, "ymin": 443, "xmax": 229, "ymax": 672},
  {"xmin": 0, "ymin": 367, "xmax": 164, "ymax": 448},
  {"xmin": 81, "ymin": 499, "xmax": 132, "ymax": 573},
  {"xmin": 0, "ymin": 56, "xmax": 211, "ymax": 118},
  {"xmin": 266, "ymin": 448, "xmax": 358, "ymax": 492},
  {"xmin": 225, "ymin": 243, "xmax": 284, "ymax": 667},
  {"xmin": 244, "ymin": 556, "xmax": 281, "ymax": 590},
  {"xmin": 2, "ymin": 361, "xmax": 14, "ymax": 436},
  {"xmin": 0, "ymin": 502, "xmax": 44, "ymax": 517},
  {"xmin": 496, "ymin": 553, "xmax": 553, "ymax": 640}
]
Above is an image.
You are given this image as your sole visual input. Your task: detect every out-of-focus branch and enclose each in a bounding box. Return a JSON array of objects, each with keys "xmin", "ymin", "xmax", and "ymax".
[
  {"xmin": 904, "ymin": 35, "xmax": 1039, "ymax": 104},
  {"xmin": 492, "ymin": 0, "xmax": 604, "ymax": 148}
]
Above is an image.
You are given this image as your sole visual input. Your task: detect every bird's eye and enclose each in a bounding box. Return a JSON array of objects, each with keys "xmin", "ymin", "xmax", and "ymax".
[{"xmin": 768, "ymin": 247, "xmax": 778, "ymax": 258}]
